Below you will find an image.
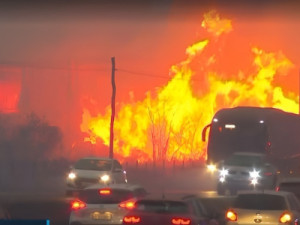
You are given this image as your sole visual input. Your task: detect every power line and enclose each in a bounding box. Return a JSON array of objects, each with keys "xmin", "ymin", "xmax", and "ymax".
[
  {"xmin": 0, "ymin": 62, "xmax": 110, "ymax": 72},
  {"xmin": 0, "ymin": 63, "xmax": 200, "ymax": 81},
  {"xmin": 117, "ymin": 68, "xmax": 200, "ymax": 82}
]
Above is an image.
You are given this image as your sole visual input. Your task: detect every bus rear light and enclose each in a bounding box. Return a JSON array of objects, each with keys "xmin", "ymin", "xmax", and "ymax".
[{"xmin": 226, "ymin": 209, "xmax": 237, "ymax": 221}]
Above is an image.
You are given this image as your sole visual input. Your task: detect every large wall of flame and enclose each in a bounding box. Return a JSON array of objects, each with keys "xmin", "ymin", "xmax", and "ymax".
[{"xmin": 0, "ymin": 2, "xmax": 300, "ymax": 161}]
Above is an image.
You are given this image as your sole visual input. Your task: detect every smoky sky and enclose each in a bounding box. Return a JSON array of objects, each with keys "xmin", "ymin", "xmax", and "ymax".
[
  {"xmin": 1, "ymin": 0, "xmax": 300, "ymax": 154},
  {"xmin": 0, "ymin": 1, "xmax": 299, "ymax": 66}
]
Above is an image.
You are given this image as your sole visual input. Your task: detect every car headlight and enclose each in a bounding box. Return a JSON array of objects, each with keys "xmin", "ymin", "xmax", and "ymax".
[
  {"xmin": 249, "ymin": 169, "xmax": 260, "ymax": 186},
  {"xmin": 249, "ymin": 169, "xmax": 260, "ymax": 179},
  {"xmin": 100, "ymin": 174, "xmax": 110, "ymax": 182},
  {"xmin": 219, "ymin": 176, "xmax": 226, "ymax": 183},
  {"xmin": 207, "ymin": 164, "xmax": 217, "ymax": 173},
  {"xmin": 220, "ymin": 168, "xmax": 229, "ymax": 177},
  {"xmin": 68, "ymin": 172, "xmax": 76, "ymax": 180}
]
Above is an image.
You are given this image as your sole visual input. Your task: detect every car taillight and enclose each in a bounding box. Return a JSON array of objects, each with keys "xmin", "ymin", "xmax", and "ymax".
[
  {"xmin": 226, "ymin": 209, "xmax": 237, "ymax": 221},
  {"xmin": 123, "ymin": 216, "xmax": 141, "ymax": 224},
  {"xmin": 264, "ymin": 172, "xmax": 273, "ymax": 176},
  {"xmin": 276, "ymin": 186, "xmax": 280, "ymax": 191},
  {"xmin": 171, "ymin": 218, "xmax": 191, "ymax": 225},
  {"xmin": 279, "ymin": 212, "xmax": 292, "ymax": 223},
  {"xmin": 71, "ymin": 199, "xmax": 86, "ymax": 210},
  {"xmin": 119, "ymin": 199, "xmax": 136, "ymax": 210},
  {"xmin": 99, "ymin": 188, "xmax": 111, "ymax": 195}
]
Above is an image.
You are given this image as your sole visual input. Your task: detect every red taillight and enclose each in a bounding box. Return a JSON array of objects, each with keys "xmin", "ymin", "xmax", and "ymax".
[
  {"xmin": 123, "ymin": 216, "xmax": 141, "ymax": 224},
  {"xmin": 119, "ymin": 199, "xmax": 136, "ymax": 210},
  {"xmin": 171, "ymin": 218, "xmax": 191, "ymax": 225},
  {"xmin": 71, "ymin": 199, "xmax": 86, "ymax": 210},
  {"xmin": 226, "ymin": 209, "xmax": 237, "ymax": 221},
  {"xmin": 264, "ymin": 172, "xmax": 273, "ymax": 176},
  {"xmin": 279, "ymin": 212, "xmax": 292, "ymax": 223},
  {"xmin": 276, "ymin": 186, "xmax": 280, "ymax": 191},
  {"xmin": 99, "ymin": 188, "xmax": 111, "ymax": 195}
]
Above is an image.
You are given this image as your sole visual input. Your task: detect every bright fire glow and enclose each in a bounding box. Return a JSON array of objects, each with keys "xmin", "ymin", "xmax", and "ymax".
[
  {"xmin": 0, "ymin": 67, "xmax": 21, "ymax": 113},
  {"xmin": 80, "ymin": 11, "xmax": 298, "ymax": 163}
]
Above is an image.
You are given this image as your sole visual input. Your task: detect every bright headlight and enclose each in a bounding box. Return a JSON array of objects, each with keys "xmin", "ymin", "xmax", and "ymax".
[
  {"xmin": 249, "ymin": 169, "xmax": 260, "ymax": 179},
  {"xmin": 219, "ymin": 176, "xmax": 226, "ymax": 183},
  {"xmin": 220, "ymin": 168, "xmax": 229, "ymax": 177},
  {"xmin": 207, "ymin": 164, "xmax": 217, "ymax": 173},
  {"xmin": 101, "ymin": 174, "xmax": 110, "ymax": 182},
  {"xmin": 250, "ymin": 178, "xmax": 258, "ymax": 185},
  {"xmin": 68, "ymin": 172, "xmax": 76, "ymax": 180}
]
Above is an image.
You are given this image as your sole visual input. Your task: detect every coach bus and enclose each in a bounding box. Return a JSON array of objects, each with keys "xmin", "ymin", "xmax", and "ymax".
[{"xmin": 203, "ymin": 106, "xmax": 300, "ymax": 174}]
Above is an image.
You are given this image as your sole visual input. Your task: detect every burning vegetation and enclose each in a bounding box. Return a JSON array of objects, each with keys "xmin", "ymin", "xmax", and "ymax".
[{"xmin": 80, "ymin": 11, "xmax": 298, "ymax": 163}]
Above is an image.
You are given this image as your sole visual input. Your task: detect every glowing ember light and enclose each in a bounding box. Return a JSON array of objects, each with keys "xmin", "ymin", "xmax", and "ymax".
[
  {"xmin": 80, "ymin": 11, "xmax": 299, "ymax": 163},
  {"xmin": 201, "ymin": 10, "xmax": 232, "ymax": 36}
]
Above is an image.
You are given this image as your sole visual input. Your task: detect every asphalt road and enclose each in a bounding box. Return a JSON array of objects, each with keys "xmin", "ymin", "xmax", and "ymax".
[{"xmin": 0, "ymin": 167, "xmax": 223, "ymax": 225}]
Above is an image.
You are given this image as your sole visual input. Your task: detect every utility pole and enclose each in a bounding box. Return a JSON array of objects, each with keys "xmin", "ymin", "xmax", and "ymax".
[{"xmin": 109, "ymin": 57, "xmax": 116, "ymax": 158}]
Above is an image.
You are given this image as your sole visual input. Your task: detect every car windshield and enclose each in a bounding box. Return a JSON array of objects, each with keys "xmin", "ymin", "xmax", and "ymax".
[
  {"xmin": 74, "ymin": 159, "xmax": 112, "ymax": 171},
  {"xmin": 79, "ymin": 189, "xmax": 134, "ymax": 204},
  {"xmin": 234, "ymin": 194, "xmax": 287, "ymax": 210},
  {"xmin": 224, "ymin": 155, "xmax": 265, "ymax": 167},
  {"xmin": 134, "ymin": 200, "xmax": 190, "ymax": 214}
]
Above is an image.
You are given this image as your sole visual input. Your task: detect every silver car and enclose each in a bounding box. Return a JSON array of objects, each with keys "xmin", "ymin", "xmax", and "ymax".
[
  {"xmin": 66, "ymin": 157, "xmax": 127, "ymax": 195},
  {"xmin": 69, "ymin": 183, "xmax": 147, "ymax": 225},
  {"xmin": 226, "ymin": 190, "xmax": 300, "ymax": 225}
]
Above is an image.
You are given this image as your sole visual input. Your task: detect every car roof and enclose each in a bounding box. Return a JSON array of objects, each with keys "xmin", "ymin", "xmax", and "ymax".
[
  {"xmin": 237, "ymin": 190, "xmax": 292, "ymax": 197},
  {"xmin": 278, "ymin": 177, "xmax": 300, "ymax": 184},
  {"xmin": 84, "ymin": 183, "xmax": 144, "ymax": 191},
  {"xmin": 232, "ymin": 152, "xmax": 266, "ymax": 157}
]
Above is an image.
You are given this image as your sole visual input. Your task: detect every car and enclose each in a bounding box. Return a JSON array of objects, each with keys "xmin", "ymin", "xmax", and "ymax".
[
  {"xmin": 182, "ymin": 194, "xmax": 235, "ymax": 225},
  {"xmin": 69, "ymin": 183, "xmax": 148, "ymax": 225},
  {"xmin": 66, "ymin": 157, "xmax": 127, "ymax": 195},
  {"xmin": 217, "ymin": 152, "xmax": 278, "ymax": 195},
  {"xmin": 276, "ymin": 177, "xmax": 300, "ymax": 199},
  {"xmin": 122, "ymin": 195, "xmax": 218, "ymax": 225},
  {"xmin": 225, "ymin": 190, "xmax": 300, "ymax": 225}
]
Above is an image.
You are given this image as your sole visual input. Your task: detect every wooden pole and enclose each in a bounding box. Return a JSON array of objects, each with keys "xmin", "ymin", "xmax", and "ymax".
[{"xmin": 109, "ymin": 57, "xmax": 116, "ymax": 158}]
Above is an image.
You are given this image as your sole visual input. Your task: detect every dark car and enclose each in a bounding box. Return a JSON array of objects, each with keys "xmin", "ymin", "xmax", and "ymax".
[
  {"xmin": 122, "ymin": 195, "xmax": 219, "ymax": 225},
  {"xmin": 276, "ymin": 177, "xmax": 300, "ymax": 199},
  {"xmin": 182, "ymin": 194, "xmax": 235, "ymax": 225}
]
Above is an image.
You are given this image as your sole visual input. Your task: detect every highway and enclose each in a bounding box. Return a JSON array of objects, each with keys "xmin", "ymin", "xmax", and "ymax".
[{"xmin": 0, "ymin": 166, "xmax": 228, "ymax": 225}]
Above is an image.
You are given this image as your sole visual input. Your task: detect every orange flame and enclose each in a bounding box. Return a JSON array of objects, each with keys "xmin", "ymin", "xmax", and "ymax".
[
  {"xmin": 0, "ymin": 67, "xmax": 21, "ymax": 113},
  {"xmin": 80, "ymin": 11, "xmax": 298, "ymax": 162}
]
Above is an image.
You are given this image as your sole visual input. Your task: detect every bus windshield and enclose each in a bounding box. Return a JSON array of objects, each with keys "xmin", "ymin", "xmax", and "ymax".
[{"xmin": 205, "ymin": 108, "xmax": 270, "ymax": 163}]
